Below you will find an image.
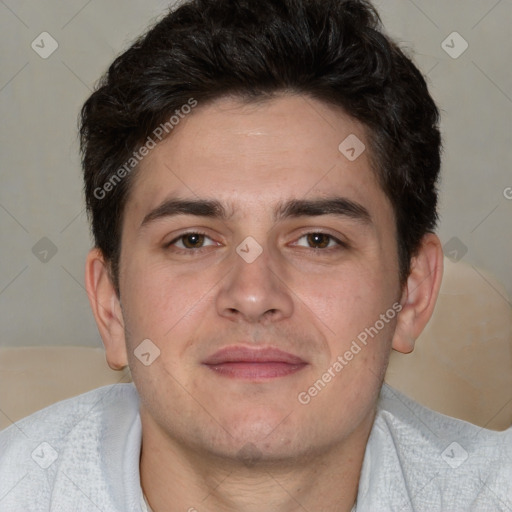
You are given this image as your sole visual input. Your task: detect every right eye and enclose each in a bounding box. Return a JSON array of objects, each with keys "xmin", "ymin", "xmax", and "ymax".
[{"xmin": 165, "ymin": 232, "xmax": 220, "ymax": 252}]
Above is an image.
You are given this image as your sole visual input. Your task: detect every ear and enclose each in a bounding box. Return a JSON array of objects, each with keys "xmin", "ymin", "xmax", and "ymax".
[
  {"xmin": 85, "ymin": 248, "xmax": 128, "ymax": 370},
  {"xmin": 392, "ymin": 233, "xmax": 444, "ymax": 354}
]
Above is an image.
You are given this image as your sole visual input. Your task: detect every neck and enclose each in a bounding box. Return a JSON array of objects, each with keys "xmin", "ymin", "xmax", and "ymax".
[{"xmin": 139, "ymin": 409, "xmax": 374, "ymax": 512}]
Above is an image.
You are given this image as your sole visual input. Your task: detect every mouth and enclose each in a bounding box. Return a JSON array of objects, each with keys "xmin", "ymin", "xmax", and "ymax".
[{"xmin": 202, "ymin": 346, "xmax": 308, "ymax": 380}]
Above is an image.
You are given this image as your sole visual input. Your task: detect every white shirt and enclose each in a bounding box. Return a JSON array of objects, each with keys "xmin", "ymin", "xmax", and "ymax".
[{"xmin": 0, "ymin": 383, "xmax": 510, "ymax": 511}]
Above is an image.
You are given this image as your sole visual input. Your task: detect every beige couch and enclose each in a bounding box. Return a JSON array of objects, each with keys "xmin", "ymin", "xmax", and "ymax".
[{"xmin": 1, "ymin": 258, "xmax": 511, "ymax": 431}]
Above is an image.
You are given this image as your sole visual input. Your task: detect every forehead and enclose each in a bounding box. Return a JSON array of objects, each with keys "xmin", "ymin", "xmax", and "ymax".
[{"xmin": 125, "ymin": 94, "xmax": 391, "ymax": 223}]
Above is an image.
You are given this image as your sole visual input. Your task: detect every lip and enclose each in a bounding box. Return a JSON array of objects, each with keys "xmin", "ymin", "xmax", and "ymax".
[{"xmin": 203, "ymin": 346, "xmax": 308, "ymax": 380}]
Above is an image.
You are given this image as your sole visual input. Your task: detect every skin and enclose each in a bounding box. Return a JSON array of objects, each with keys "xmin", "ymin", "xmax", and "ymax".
[{"xmin": 86, "ymin": 94, "xmax": 443, "ymax": 512}]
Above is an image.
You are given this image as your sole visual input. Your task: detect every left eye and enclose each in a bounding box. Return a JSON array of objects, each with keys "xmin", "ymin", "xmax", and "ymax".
[
  {"xmin": 170, "ymin": 233, "xmax": 217, "ymax": 249},
  {"xmin": 295, "ymin": 233, "xmax": 341, "ymax": 249}
]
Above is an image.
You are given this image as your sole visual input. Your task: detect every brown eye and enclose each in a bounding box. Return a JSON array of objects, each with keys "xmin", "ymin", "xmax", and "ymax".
[
  {"xmin": 167, "ymin": 232, "xmax": 218, "ymax": 250},
  {"xmin": 293, "ymin": 232, "xmax": 346, "ymax": 252},
  {"xmin": 306, "ymin": 233, "xmax": 332, "ymax": 249},
  {"xmin": 181, "ymin": 233, "xmax": 205, "ymax": 248}
]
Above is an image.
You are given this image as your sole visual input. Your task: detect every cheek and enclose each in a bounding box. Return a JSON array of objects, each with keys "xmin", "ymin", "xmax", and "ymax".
[
  {"xmin": 298, "ymin": 264, "xmax": 396, "ymax": 335},
  {"xmin": 120, "ymin": 257, "xmax": 210, "ymax": 342},
  {"xmin": 308, "ymin": 276, "xmax": 399, "ymax": 382}
]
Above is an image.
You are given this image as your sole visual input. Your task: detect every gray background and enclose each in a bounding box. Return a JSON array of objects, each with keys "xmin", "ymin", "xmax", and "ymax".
[{"xmin": 0, "ymin": 0, "xmax": 510, "ymax": 348}]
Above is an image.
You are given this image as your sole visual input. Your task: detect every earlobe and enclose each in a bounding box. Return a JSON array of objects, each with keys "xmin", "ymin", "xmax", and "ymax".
[
  {"xmin": 392, "ymin": 233, "xmax": 444, "ymax": 354},
  {"xmin": 85, "ymin": 248, "xmax": 128, "ymax": 370}
]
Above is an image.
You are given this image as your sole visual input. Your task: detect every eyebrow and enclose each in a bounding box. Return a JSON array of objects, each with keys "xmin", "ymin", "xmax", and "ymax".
[
  {"xmin": 141, "ymin": 199, "xmax": 228, "ymax": 228},
  {"xmin": 275, "ymin": 198, "xmax": 371, "ymax": 224},
  {"xmin": 140, "ymin": 196, "xmax": 372, "ymax": 229}
]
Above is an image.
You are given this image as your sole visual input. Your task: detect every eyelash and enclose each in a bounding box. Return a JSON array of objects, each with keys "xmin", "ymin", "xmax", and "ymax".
[
  {"xmin": 164, "ymin": 231, "xmax": 348, "ymax": 254},
  {"xmin": 294, "ymin": 233, "xmax": 347, "ymax": 251},
  {"xmin": 165, "ymin": 231, "xmax": 218, "ymax": 252}
]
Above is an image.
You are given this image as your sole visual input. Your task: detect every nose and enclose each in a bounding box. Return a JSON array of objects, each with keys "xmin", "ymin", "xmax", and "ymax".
[{"xmin": 215, "ymin": 245, "xmax": 294, "ymax": 324}]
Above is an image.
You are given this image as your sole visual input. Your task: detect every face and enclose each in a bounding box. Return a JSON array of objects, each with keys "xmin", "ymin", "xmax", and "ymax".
[{"xmin": 116, "ymin": 95, "xmax": 403, "ymax": 462}]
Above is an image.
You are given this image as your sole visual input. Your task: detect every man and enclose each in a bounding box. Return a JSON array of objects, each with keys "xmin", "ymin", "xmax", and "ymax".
[{"xmin": 0, "ymin": 0, "xmax": 510, "ymax": 510}]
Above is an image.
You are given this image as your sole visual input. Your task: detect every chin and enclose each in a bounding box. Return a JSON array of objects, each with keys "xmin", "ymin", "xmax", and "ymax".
[{"xmin": 208, "ymin": 408, "xmax": 313, "ymax": 462}]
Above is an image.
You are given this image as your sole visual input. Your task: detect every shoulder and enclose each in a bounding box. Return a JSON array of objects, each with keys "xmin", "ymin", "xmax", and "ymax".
[
  {"xmin": 0, "ymin": 383, "xmax": 141, "ymax": 511},
  {"xmin": 357, "ymin": 384, "xmax": 512, "ymax": 511},
  {"xmin": 0, "ymin": 383, "xmax": 139, "ymax": 446},
  {"xmin": 375, "ymin": 384, "xmax": 512, "ymax": 453}
]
